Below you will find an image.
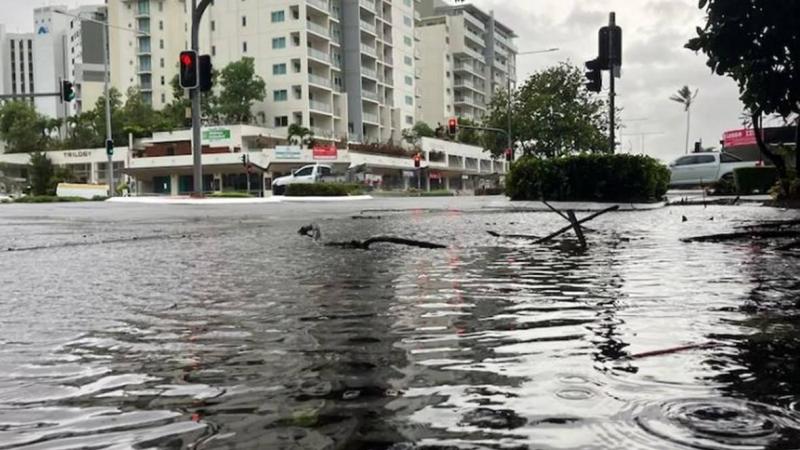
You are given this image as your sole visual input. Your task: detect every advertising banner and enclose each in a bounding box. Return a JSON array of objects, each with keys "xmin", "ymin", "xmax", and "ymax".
[
  {"xmin": 723, "ymin": 129, "xmax": 760, "ymax": 148},
  {"xmin": 313, "ymin": 144, "xmax": 338, "ymax": 160}
]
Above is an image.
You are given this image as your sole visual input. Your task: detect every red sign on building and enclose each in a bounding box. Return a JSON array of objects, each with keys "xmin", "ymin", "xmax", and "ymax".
[
  {"xmin": 723, "ymin": 129, "xmax": 762, "ymax": 148},
  {"xmin": 312, "ymin": 144, "xmax": 338, "ymax": 160}
]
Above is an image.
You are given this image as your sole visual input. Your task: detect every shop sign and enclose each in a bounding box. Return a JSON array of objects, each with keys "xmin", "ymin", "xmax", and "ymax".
[
  {"xmin": 723, "ymin": 129, "xmax": 760, "ymax": 148},
  {"xmin": 202, "ymin": 128, "xmax": 231, "ymax": 141},
  {"xmin": 275, "ymin": 146, "xmax": 302, "ymax": 160},
  {"xmin": 429, "ymin": 171, "xmax": 442, "ymax": 180},
  {"xmin": 313, "ymin": 144, "xmax": 338, "ymax": 160},
  {"xmin": 63, "ymin": 150, "xmax": 91, "ymax": 158}
]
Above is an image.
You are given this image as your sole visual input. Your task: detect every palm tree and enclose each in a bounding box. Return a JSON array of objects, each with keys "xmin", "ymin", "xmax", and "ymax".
[
  {"xmin": 670, "ymin": 86, "xmax": 699, "ymax": 154},
  {"xmin": 287, "ymin": 123, "xmax": 313, "ymax": 148}
]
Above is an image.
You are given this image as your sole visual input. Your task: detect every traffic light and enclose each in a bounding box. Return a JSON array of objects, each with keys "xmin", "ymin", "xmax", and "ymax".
[
  {"xmin": 241, "ymin": 154, "xmax": 248, "ymax": 166},
  {"xmin": 105, "ymin": 139, "xmax": 114, "ymax": 157},
  {"xmin": 179, "ymin": 50, "xmax": 199, "ymax": 89},
  {"xmin": 505, "ymin": 148, "xmax": 513, "ymax": 162},
  {"xmin": 598, "ymin": 25, "xmax": 623, "ymax": 70},
  {"xmin": 584, "ymin": 58, "xmax": 602, "ymax": 93},
  {"xmin": 447, "ymin": 118, "xmax": 458, "ymax": 136},
  {"xmin": 61, "ymin": 80, "xmax": 75, "ymax": 102},
  {"xmin": 413, "ymin": 153, "xmax": 421, "ymax": 168},
  {"xmin": 199, "ymin": 54, "xmax": 213, "ymax": 92}
]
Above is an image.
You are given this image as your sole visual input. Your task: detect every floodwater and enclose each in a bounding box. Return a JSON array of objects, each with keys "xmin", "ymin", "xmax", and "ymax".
[{"xmin": 1, "ymin": 197, "xmax": 799, "ymax": 449}]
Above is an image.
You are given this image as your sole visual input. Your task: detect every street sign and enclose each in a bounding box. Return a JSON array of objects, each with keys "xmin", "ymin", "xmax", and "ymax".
[{"xmin": 202, "ymin": 128, "xmax": 231, "ymax": 141}]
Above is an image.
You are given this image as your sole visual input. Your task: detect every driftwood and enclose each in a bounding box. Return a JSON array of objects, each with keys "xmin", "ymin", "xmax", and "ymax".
[
  {"xmin": 487, "ymin": 230, "xmax": 540, "ymax": 239},
  {"xmin": 777, "ymin": 240, "xmax": 800, "ymax": 251},
  {"xmin": 542, "ymin": 201, "xmax": 596, "ymax": 232},
  {"xmin": 567, "ymin": 211, "xmax": 587, "ymax": 249},
  {"xmin": 325, "ymin": 237, "xmax": 446, "ymax": 250},
  {"xmin": 681, "ymin": 230, "xmax": 800, "ymax": 243},
  {"xmin": 736, "ymin": 219, "xmax": 800, "ymax": 230},
  {"xmin": 534, "ymin": 205, "xmax": 620, "ymax": 245},
  {"xmin": 629, "ymin": 342, "xmax": 718, "ymax": 360},
  {"xmin": 299, "ymin": 224, "xmax": 445, "ymax": 250}
]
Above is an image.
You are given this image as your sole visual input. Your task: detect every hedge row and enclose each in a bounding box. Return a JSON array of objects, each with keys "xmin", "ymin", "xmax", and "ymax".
[
  {"xmin": 506, "ymin": 154, "xmax": 670, "ymax": 203},
  {"xmin": 733, "ymin": 167, "xmax": 779, "ymax": 195},
  {"xmin": 13, "ymin": 195, "xmax": 107, "ymax": 203},
  {"xmin": 285, "ymin": 183, "xmax": 364, "ymax": 197}
]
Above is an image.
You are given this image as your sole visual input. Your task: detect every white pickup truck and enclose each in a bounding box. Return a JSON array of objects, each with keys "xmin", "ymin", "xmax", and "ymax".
[
  {"xmin": 271, "ymin": 164, "xmax": 344, "ymax": 195},
  {"xmin": 668, "ymin": 152, "xmax": 759, "ymax": 186}
]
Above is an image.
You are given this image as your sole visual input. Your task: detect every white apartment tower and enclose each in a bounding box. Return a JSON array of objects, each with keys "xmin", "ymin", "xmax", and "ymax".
[
  {"xmin": 417, "ymin": 0, "xmax": 516, "ymax": 125},
  {"xmin": 0, "ymin": 28, "xmax": 35, "ymax": 101},
  {"xmin": 200, "ymin": 0, "xmax": 419, "ymax": 143},
  {"xmin": 108, "ymin": 0, "xmax": 188, "ymax": 109}
]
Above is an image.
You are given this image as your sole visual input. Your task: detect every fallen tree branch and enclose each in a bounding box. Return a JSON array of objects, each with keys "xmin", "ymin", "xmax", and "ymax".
[
  {"xmin": 736, "ymin": 219, "xmax": 800, "ymax": 230},
  {"xmin": 681, "ymin": 230, "xmax": 800, "ymax": 243},
  {"xmin": 628, "ymin": 342, "xmax": 719, "ymax": 360},
  {"xmin": 567, "ymin": 211, "xmax": 587, "ymax": 249},
  {"xmin": 487, "ymin": 230, "xmax": 541, "ymax": 239},
  {"xmin": 777, "ymin": 240, "xmax": 800, "ymax": 251},
  {"xmin": 326, "ymin": 236, "xmax": 446, "ymax": 250},
  {"xmin": 534, "ymin": 205, "xmax": 620, "ymax": 245}
]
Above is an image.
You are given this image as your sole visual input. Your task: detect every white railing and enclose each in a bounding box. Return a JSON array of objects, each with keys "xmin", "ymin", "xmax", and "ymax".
[
  {"xmin": 360, "ymin": 43, "xmax": 377, "ymax": 56},
  {"xmin": 308, "ymin": 73, "xmax": 332, "ymax": 88},
  {"xmin": 359, "ymin": 0, "xmax": 375, "ymax": 12},
  {"xmin": 361, "ymin": 67, "xmax": 377, "ymax": 78},
  {"xmin": 363, "ymin": 90, "xmax": 379, "ymax": 101},
  {"xmin": 307, "ymin": 0, "xmax": 329, "ymax": 12},
  {"xmin": 363, "ymin": 112, "xmax": 379, "ymax": 123},
  {"xmin": 360, "ymin": 20, "xmax": 376, "ymax": 34},
  {"xmin": 307, "ymin": 21, "xmax": 330, "ymax": 38},
  {"xmin": 307, "ymin": 47, "xmax": 330, "ymax": 62},
  {"xmin": 309, "ymin": 100, "xmax": 332, "ymax": 113}
]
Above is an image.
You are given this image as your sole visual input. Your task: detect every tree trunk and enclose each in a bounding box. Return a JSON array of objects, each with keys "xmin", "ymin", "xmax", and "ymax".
[
  {"xmin": 752, "ymin": 112, "xmax": 787, "ymax": 180},
  {"xmin": 685, "ymin": 108, "xmax": 691, "ymax": 154},
  {"xmin": 795, "ymin": 118, "xmax": 799, "ymax": 176}
]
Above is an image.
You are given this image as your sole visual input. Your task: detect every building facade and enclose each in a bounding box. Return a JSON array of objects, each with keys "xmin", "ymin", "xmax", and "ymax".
[
  {"xmin": 108, "ymin": 0, "xmax": 188, "ymax": 109},
  {"xmin": 417, "ymin": 0, "xmax": 516, "ymax": 124},
  {"xmin": 0, "ymin": 28, "xmax": 36, "ymax": 102}
]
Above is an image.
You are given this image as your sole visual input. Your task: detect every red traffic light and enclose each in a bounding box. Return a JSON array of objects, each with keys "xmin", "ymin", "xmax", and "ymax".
[
  {"xmin": 447, "ymin": 118, "xmax": 458, "ymax": 135},
  {"xmin": 413, "ymin": 153, "xmax": 421, "ymax": 168},
  {"xmin": 180, "ymin": 53, "xmax": 194, "ymax": 67},
  {"xmin": 179, "ymin": 50, "xmax": 199, "ymax": 89}
]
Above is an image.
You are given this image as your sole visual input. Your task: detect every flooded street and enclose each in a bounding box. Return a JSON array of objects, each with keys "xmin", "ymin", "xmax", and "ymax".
[{"xmin": 1, "ymin": 197, "xmax": 799, "ymax": 449}]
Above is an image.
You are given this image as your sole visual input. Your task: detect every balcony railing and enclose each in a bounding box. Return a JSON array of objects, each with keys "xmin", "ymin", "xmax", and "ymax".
[
  {"xmin": 307, "ymin": 21, "xmax": 330, "ymax": 38},
  {"xmin": 359, "ymin": 0, "xmax": 375, "ymax": 13},
  {"xmin": 360, "ymin": 43, "xmax": 377, "ymax": 56},
  {"xmin": 307, "ymin": 0, "xmax": 329, "ymax": 12},
  {"xmin": 360, "ymin": 20, "xmax": 376, "ymax": 34},
  {"xmin": 308, "ymin": 73, "xmax": 332, "ymax": 88},
  {"xmin": 363, "ymin": 112, "xmax": 379, "ymax": 123},
  {"xmin": 363, "ymin": 90, "xmax": 379, "ymax": 101},
  {"xmin": 307, "ymin": 47, "xmax": 330, "ymax": 63},
  {"xmin": 361, "ymin": 67, "xmax": 377, "ymax": 79},
  {"xmin": 309, "ymin": 100, "xmax": 332, "ymax": 113}
]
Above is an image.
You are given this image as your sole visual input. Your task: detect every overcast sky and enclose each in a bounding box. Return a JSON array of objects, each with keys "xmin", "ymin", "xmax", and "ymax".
[{"xmin": 4, "ymin": 0, "xmax": 755, "ymax": 161}]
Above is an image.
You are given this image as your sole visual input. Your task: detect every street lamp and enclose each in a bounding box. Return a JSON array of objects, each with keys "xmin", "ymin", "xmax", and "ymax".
[
  {"xmin": 507, "ymin": 48, "xmax": 559, "ymax": 161},
  {"xmin": 53, "ymin": 9, "xmax": 146, "ymax": 197}
]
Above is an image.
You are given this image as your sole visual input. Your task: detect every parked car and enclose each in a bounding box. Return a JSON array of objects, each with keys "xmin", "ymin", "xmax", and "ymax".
[
  {"xmin": 271, "ymin": 164, "xmax": 344, "ymax": 195},
  {"xmin": 668, "ymin": 152, "xmax": 759, "ymax": 187}
]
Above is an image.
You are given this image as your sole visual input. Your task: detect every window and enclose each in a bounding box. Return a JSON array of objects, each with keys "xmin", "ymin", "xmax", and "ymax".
[
  {"xmin": 405, "ymin": 76, "xmax": 413, "ymax": 86},
  {"xmin": 404, "ymin": 16, "xmax": 412, "ymax": 26},
  {"xmin": 159, "ymin": 39, "xmax": 164, "ymax": 49},
  {"xmin": 404, "ymin": 56, "xmax": 412, "ymax": 66},
  {"xmin": 721, "ymin": 153, "xmax": 742, "ymax": 163},
  {"xmin": 696, "ymin": 155, "xmax": 715, "ymax": 164},
  {"xmin": 160, "ymin": 75, "xmax": 165, "ymax": 85},
  {"xmin": 211, "ymin": 45, "xmax": 216, "ymax": 56},
  {"xmin": 159, "ymin": 20, "xmax": 163, "ymax": 30},
  {"xmin": 242, "ymin": 16, "xmax": 247, "ymax": 26},
  {"xmin": 674, "ymin": 156, "xmax": 697, "ymax": 166},
  {"xmin": 405, "ymin": 95, "xmax": 413, "ymax": 106},
  {"xmin": 320, "ymin": 166, "xmax": 332, "ymax": 177},
  {"xmin": 161, "ymin": 93, "xmax": 165, "ymax": 103},
  {"xmin": 295, "ymin": 166, "xmax": 314, "ymax": 177},
  {"xmin": 210, "ymin": 20, "xmax": 215, "ymax": 31},
  {"xmin": 159, "ymin": 57, "xmax": 164, "ymax": 68},
  {"xmin": 272, "ymin": 37, "xmax": 286, "ymax": 49},
  {"xmin": 271, "ymin": 10, "xmax": 285, "ymax": 22},
  {"xmin": 403, "ymin": 0, "xmax": 411, "ymax": 5},
  {"xmin": 273, "ymin": 63, "xmax": 287, "ymax": 75},
  {"xmin": 273, "ymin": 90, "xmax": 288, "ymax": 101},
  {"xmin": 274, "ymin": 116, "xmax": 288, "ymax": 127},
  {"xmin": 405, "ymin": 115, "xmax": 413, "ymax": 125},
  {"xmin": 243, "ymin": 41, "xmax": 248, "ymax": 52},
  {"xmin": 404, "ymin": 36, "xmax": 412, "ymax": 46}
]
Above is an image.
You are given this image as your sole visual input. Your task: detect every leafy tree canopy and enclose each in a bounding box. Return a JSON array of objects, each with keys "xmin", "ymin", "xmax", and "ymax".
[{"xmin": 216, "ymin": 57, "xmax": 266, "ymax": 124}]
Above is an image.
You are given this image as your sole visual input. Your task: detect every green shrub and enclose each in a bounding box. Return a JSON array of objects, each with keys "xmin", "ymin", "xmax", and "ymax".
[
  {"xmin": 505, "ymin": 153, "xmax": 670, "ymax": 203},
  {"xmin": 14, "ymin": 195, "xmax": 89, "ymax": 203},
  {"xmin": 734, "ymin": 167, "xmax": 779, "ymax": 195},
  {"xmin": 420, "ymin": 190, "xmax": 455, "ymax": 197},
  {"xmin": 475, "ymin": 187, "xmax": 505, "ymax": 196},
  {"xmin": 285, "ymin": 183, "xmax": 364, "ymax": 197},
  {"xmin": 210, "ymin": 191, "xmax": 252, "ymax": 198}
]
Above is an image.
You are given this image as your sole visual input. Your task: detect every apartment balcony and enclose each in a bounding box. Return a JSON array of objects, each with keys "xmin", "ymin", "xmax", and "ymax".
[
  {"xmin": 465, "ymin": 27, "xmax": 485, "ymax": 47},
  {"xmin": 360, "ymin": 43, "xmax": 377, "ymax": 57},
  {"xmin": 309, "ymin": 100, "xmax": 332, "ymax": 114},
  {"xmin": 359, "ymin": 0, "xmax": 376, "ymax": 13},
  {"xmin": 463, "ymin": 11, "xmax": 486, "ymax": 31},
  {"xmin": 382, "ymin": 54, "xmax": 393, "ymax": 66},
  {"xmin": 361, "ymin": 66, "xmax": 377, "ymax": 79},
  {"xmin": 454, "ymin": 96, "xmax": 486, "ymax": 109},
  {"xmin": 363, "ymin": 112, "xmax": 380, "ymax": 124},
  {"xmin": 454, "ymin": 62, "xmax": 486, "ymax": 79},
  {"xmin": 362, "ymin": 89, "xmax": 379, "ymax": 102},
  {"xmin": 306, "ymin": 0, "xmax": 330, "ymax": 13},
  {"xmin": 360, "ymin": 20, "xmax": 376, "ymax": 35},
  {"xmin": 462, "ymin": 47, "xmax": 486, "ymax": 63},
  {"xmin": 308, "ymin": 47, "xmax": 331, "ymax": 63},
  {"xmin": 308, "ymin": 73, "xmax": 332, "ymax": 88},
  {"xmin": 307, "ymin": 21, "xmax": 330, "ymax": 39},
  {"xmin": 330, "ymin": 4, "xmax": 342, "ymax": 20}
]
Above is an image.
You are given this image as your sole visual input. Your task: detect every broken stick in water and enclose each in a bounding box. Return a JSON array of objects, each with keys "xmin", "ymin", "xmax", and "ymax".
[
  {"xmin": 298, "ymin": 224, "xmax": 445, "ymax": 249},
  {"xmin": 535, "ymin": 205, "xmax": 620, "ymax": 245}
]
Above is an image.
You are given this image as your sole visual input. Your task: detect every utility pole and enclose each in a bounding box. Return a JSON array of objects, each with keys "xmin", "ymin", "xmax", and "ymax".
[
  {"xmin": 103, "ymin": 22, "xmax": 113, "ymax": 197},
  {"xmin": 608, "ymin": 12, "xmax": 617, "ymax": 154},
  {"xmin": 190, "ymin": 0, "xmax": 214, "ymax": 196}
]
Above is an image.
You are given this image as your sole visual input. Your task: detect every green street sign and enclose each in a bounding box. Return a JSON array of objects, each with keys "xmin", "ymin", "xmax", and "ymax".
[{"xmin": 202, "ymin": 128, "xmax": 231, "ymax": 141}]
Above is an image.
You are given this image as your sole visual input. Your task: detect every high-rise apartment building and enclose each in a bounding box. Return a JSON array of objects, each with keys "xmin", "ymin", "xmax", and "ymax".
[
  {"xmin": 0, "ymin": 28, "xmax": 35, "ymax": 101},
  {"xmin": 417, "ymin": 0, "xmax": 516, "ymax": 125},
  {"xmin": 200, "ymin": 0, "xmax": 419, "ymax": 143},
  {"xmin": 108, "ymin": 0, "xmax": 188, "ymax": 109}
]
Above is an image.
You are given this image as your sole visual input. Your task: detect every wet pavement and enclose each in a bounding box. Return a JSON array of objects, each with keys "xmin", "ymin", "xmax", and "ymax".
[{"xmin": 1, "ymin": 197, "xmax": 799, "ymax": 449}]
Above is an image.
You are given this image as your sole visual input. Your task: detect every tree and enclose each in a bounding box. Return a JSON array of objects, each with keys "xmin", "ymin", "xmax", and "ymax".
[
  {"xmin": 483, "ymin": 62, "xmax": 611, "ymax": 157},
  {"xmin": 216, "ymin": 58, "xmax": 266, "ymax": 124},
  {"xmin": 456, "ymin": 117, "xmax": 482, "ymax": 146},
  {"xmin": 287, "ymin": 123, "xmax": 313, "ymax": 147},
  {"xmin": 0, "ymin": 101, "xmax": 47, "ymax": 153},
  {"xmin": 402, "ymin": 121, "xmax": 436, "ymax": 146},
  {"xmin": 92, "ymin": 88, "xmax": 125, "ymax": 145},
  {"xmin": 28, "ymin": 152, "xmax": 55, "ymax": 195},
  {"xmin": 687, "ymin": 0, "xmax": 800, "ymax": 194},
  {"xmin": 670, "ymin": 86, "xmax": 699, "ymax": 154},
  {"xmin": 121, "ymin": 87, "xmax": 159, "ymax": 137},
  {"xmin": 64, "ymin": 111, "xmax": 102, "ymax": 149}
]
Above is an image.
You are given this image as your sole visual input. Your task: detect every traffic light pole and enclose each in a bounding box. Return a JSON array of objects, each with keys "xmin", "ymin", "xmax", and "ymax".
[
  {"xmin": 608, "ymin": 12, "xmax": 616, "ymax": 154},
  {"xmin": 191, "ymin": 0, "xmax": 214, "ymax": 197},
  {"xmin": 103, "ymin": 22, "xmax": 114, "ymax": 197}
]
